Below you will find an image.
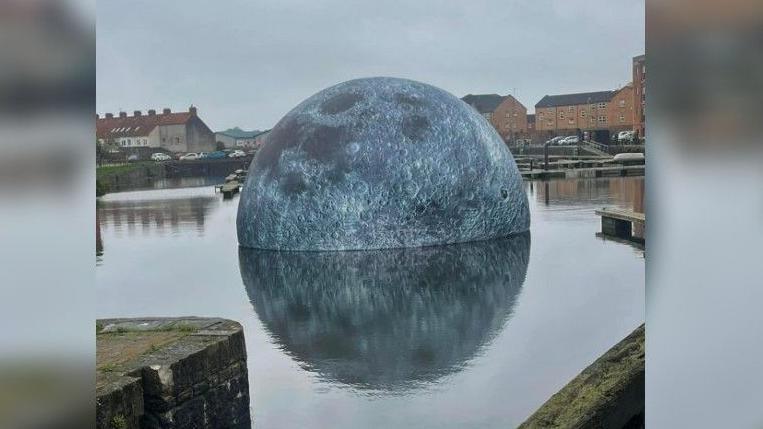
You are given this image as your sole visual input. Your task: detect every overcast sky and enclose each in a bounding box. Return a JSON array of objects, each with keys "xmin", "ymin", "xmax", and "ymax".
[{"xmin": 96, "ymin": 0, "xmax": 644, "ymax": 131}]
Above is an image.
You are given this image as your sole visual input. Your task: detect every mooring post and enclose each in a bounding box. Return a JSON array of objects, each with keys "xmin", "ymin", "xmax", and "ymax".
[{"xmin": 544, "ymin": 142, "xmax": 550, "ymax": 170}]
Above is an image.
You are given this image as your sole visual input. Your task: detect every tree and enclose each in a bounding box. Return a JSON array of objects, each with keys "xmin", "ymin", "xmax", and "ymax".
[{"xmin": 215, "ymin": 141, "xmax": 225, "ymax": 151}]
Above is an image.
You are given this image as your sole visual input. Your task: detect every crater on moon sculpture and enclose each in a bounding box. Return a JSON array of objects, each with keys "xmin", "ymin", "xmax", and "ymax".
[{"xmin": 237, "ymin": 77, "xmax": 529, "ymax": 250}]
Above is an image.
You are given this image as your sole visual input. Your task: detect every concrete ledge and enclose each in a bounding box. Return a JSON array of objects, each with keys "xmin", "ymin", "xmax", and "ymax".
[
  {"xmin": 96, "ymin": 317, "xmax": 250, "ymax": 429},
  {"xmin": 519, "ymin": 324, "xmax": 645, "ymax": 429}
]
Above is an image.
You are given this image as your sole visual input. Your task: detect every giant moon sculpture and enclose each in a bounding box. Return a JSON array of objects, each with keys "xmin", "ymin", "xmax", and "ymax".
[{"xmin": 237, "ymin": 77, "xmax": 529, "ymax": 250}]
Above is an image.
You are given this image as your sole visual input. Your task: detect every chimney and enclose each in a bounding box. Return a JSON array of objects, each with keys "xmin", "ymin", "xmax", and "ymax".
[
  {"xmin": 133, "ymin": 110, "xmax": 141, "ymax": 117},
  {"xmin": 119, "ymin": 111, "xmax": 127, "ymax": 118},
  {"xmin": 105, "ymin": 113, "xmax": 114, "ymax": 119},
  {"xmin": 189, "ymin": 105, "xmax": 197, "ymax": 116},
  {"xmin": 162, "ymin": 108, "xmax": 171, "ymax": 114},
  {"xmin": 148, "ymin": 109, "xmax": 156, "ymax": 116}
]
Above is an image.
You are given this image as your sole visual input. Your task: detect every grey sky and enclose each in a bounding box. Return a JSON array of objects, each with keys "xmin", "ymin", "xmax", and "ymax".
[{"xmin": 96, "ymin": 0, "xmax": 644, "ymax": 131}]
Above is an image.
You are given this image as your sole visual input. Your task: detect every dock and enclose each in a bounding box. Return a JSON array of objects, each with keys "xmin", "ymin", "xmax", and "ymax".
[
  {"xmin": 215, "ymin": 169, "xmax": 247, "ymax": 198},
  {"xmin": 217, "ymin": 180, "xmax": 240, "ymax": 198},
  {"xmin": 521, "ymin": 165, "xmax": 644, "ymax": 180},
  {"xmin": 595, "ymin": 208, "xmax": 645, "ymax": 243}
]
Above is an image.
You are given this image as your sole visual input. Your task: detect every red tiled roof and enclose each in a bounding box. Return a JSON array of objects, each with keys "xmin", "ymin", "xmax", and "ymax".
[{"xmin": 96, "ymin": 111, "xmax": 194, "ymax": 139}]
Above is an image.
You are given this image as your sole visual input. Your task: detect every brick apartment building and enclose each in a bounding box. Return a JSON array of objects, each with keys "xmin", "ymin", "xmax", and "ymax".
[
  {"xmin": 633, "ymin": 54, "xmax": 646, "ymax": 137},
  {"xmin": 461, "ymin": 94, "xmax": 528, "ymax": 141},
  {"xmin": 534, "ymin": 85, "xmax": 635, "ymax": 139},
  {"xmin": 527, "ymin": 114, "xmax": 535, "ymax": 134},
  {"xmin": 96, "ymin": 106, "xmax": 216, "ymax": 153}
]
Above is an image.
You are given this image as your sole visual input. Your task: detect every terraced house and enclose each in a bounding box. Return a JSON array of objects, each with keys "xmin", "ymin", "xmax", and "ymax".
[
  {"xmin": 534, "ymin": 85, "xmax": 635, "ymax": 137},
  {"xmin": 461, "ymin": 93, "xmax": 528, "ymax": 141},
  {"xmin": 96, "ymin": 106, "xmax": 215, "ymax": 153}
]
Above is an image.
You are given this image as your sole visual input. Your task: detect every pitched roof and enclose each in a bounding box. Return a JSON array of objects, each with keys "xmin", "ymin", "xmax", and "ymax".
[
  {"xmin": 96, "ymin": 110, "xmax": 194, "ymax": 139},
  {"xmin": 461, "ymin": 94, "xmax": 506, "ymax": 114},
  {"xmin": 535, "ymin": 90, "xmax": 615, "ymax": 108},
  {"xmin": 215, "ymin": 127, "xmax": 264, "ymax": 139}
]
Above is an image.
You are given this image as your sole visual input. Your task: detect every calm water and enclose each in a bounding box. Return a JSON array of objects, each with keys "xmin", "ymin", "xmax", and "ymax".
[{"xmin": 96, "ymin": 177, "xmax": 644, "ymax": 428}]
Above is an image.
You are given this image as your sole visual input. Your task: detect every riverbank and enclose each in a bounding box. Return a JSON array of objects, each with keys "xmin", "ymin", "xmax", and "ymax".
[
  {"xmin": 96, "ymin": 158, "xmax": 253, "ymax": 196},
  {"xmin": 97, "ymin": 162, "xmax": 166, "ymax": 196},
  {"xmin": 519, "ymin": 324, "xmax": 645, "ymax": 428},
  {"xmin": 96, "ymin": 317, "xmax": 250, "ymax": 429}
]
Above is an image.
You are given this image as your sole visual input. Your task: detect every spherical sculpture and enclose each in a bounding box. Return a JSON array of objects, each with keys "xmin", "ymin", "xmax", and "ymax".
[{"xmin": 237, "ymin": 77, "xmax": 529, "ymax": 250}]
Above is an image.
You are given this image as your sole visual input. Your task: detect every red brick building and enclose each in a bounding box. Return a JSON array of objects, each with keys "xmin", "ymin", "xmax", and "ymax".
[
  {"xmin": 461, "ymin": 94, "xmax": 528, "ymax": 141},
  {"xmin": 632, "ymin": 54, "xmax": 646, "ymax": 137}
]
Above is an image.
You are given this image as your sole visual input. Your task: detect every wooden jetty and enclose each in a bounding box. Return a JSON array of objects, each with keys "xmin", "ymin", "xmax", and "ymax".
[
  {"xmin": 521, "ymin": 165, "xmax": 644, "ymax": 180},
  {"xmin": 595, "ymin": 208, "xmax": 645, "ymax": 243},
  {"xmin": 218, "ymin": 180, "xmax": 240, "ymax": 198},
  {"xmin": 215, "ymin": 168, "xmax": 247, "ymax": 198}
]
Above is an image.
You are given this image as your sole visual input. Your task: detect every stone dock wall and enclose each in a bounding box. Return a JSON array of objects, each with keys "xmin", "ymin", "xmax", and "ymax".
[
  {"xmin": 96, "ymin": 317, "xmax": 250, "ymax": 429},
  {"xmin": 519, "ymin": 324, "xmax": 645, "ymax": 428}
]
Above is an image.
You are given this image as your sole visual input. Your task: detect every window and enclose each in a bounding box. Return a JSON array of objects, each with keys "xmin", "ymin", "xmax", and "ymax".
[
  {"xmin": 513, "ymin": 112, "xmax": 518, "ymax": 117},
  {"xmin": 598, "ymin": 116, "xmax": 606, "ymax": 122},
  {"xmin": 581, "ymin": 110, "xmax": 586, "ymax": 118},
  {"xmin": 598, "ymin": 102, "xmax": 606, "ymax": 109},
  {"xmin": 568, "ymin": 118, "xmax": 574, "ymax": 125},
  {"xmin": 559, "ymin": 112, "xmax": 565, "ymax": 119},
  {"xmin": 619, "ymin": 100, "xmax": 626, "ymax": 107},
  {"xmin": 619, "ymin": 115, "xmax": 625, "ymax": 122},
  {"xmin": 568, "ymin": 106, "xmax": 574, "ymax": 112},
  {"xmin": 505, "ymin": 112, "xmax": 511, "ymax": 119}
]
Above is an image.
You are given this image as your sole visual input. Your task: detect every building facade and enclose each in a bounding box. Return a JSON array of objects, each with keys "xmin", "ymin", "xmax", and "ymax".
[
  {"xmin": 96, "ymin": 106, "xmax": 215, "ymax": 153},
  {"xmin": 215, "ymin": 128, "xmax": 269, "ymax": 149},
  {"xmin": 534, "ymin": 86, "xmax": 635, "ymax": 139},
  {"xmin": 607, "ymin": 83, "xmax": 636, "ymax": 134},
  {"xmin": 632, "ymin": 54, "xmax": 646, "ymax": 137},
  {"xmin": 461, "ymin": 94, "xmax": 528, "ymax": 140},
  {"xmin": 535, "ymin": 90, "xmax": 614, "ymax": 135}
]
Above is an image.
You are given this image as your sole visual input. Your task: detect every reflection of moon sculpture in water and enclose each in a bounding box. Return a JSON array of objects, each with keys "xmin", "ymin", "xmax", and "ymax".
[
  {"xmin": 237, "ymin": 77, "xmax": 530, "ymax": 250},
  {"xmin": 238, "ymin": 233, "xmax": 530, "ymax": 391}
]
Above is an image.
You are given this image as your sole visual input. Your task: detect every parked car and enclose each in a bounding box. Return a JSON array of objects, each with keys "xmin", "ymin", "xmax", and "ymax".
[
  {"xmin": 179, "ymin": 153, "xmax": 199, "ymax": 161},
  {"xmin": 545, "ymin": 136, "xmax": 564, "ymax": 145},
  {"xmin": 613, "ymin": 152, "xmax": 644, "ymax": 164},
  {"xmin": 228, "ymin": 150, "xmax": 247, "ymax": 158},
  {"xmin": 151, "ymin": 152, "xmax": 171, "ymax": 161},
  {"xmin": 205, "ymin": 151, "xmax": 228, "ymax": 160},
  {"xmin": 561, "ymin": 135, "xmax": 580, "ymax": 145},
  {"xmin": 197, "ymin": 152, "xmax": 209, "ymax": 159},
  {"xmin": 617, "ymin": 131, "xmax": 635, "ymax": 143},
  {"xmin": 127, "ymin": 154, "xmax": 139, "ymax": 162}
]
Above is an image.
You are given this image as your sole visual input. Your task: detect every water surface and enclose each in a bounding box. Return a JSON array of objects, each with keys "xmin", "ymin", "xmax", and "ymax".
[{"xmin": 96, "ymin": 176, "xmax": 644, "ymax": 428}]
